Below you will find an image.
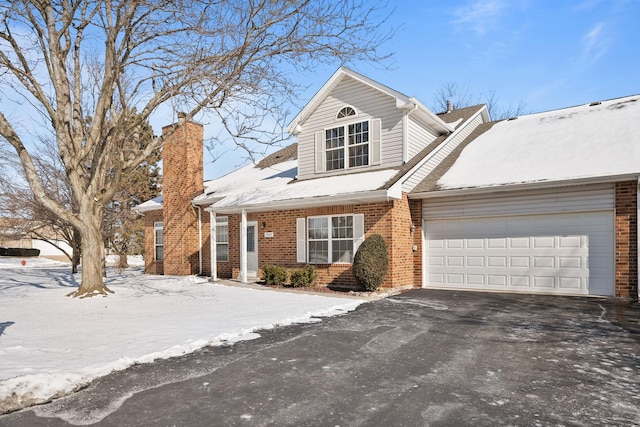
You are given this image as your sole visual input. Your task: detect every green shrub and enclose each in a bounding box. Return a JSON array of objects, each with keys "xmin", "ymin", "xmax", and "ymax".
[
  {"xmin": 261, "ymin": 264, "xmax": 288, "ymax": 286},
  {"xmin": 352, "ymin": 234, "xmax": 389, "ymax": 291},
  {"xmin": 0, "ymin": 247, "xmax": 41, "ymax": 257},
  {"xmin": 290, "ymin": 265, "xmax": 317, "ymax": 288}
]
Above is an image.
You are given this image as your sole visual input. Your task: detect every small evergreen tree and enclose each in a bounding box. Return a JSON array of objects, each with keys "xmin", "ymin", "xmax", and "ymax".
[{"xmin": 352, "ymin": 234, "xmax": 389, "ymax": 291}]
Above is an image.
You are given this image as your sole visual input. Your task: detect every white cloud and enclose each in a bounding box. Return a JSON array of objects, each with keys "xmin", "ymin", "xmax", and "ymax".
[
  {"xmin": 453, "ymin": 0, "xmax": 507, "ymax": 36},
  {"xmin": 581, "ymin": 22, "xmax": 609, "ymax": 64}
]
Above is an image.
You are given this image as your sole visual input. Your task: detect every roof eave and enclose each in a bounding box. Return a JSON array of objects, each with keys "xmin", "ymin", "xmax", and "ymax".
[
  {"xmin": 204, "ymin": 188, "xmax": 401, "ymax": 214},
  {"xmin": 410, "ymin": 173, "xmax": 640, "ymax": 199}
]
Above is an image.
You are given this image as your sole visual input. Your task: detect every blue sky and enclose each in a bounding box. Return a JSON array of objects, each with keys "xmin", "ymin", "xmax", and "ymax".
[{"xmin": 178, "ymin": 0, "xmax": 640, "ymax": 179}]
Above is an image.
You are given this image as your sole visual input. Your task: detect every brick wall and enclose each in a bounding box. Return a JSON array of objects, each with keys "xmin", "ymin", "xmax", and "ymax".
[
  {"xmin": 161, "ymin": 119, "xmax": 204, "ymax": 275},
  {"xmin": 212, "ymin": 196, "xmax": 421, "ymax": 289},
  {"xmin": 615, "ymin": 181, "xmax": 638, "ymax": 300}
]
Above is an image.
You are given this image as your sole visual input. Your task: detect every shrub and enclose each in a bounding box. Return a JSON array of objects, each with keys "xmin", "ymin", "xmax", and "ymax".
[
  {"xmin": 352, "ymin": 234, "xmax": 388, "ymax": 291},
  {"xmin": 290, "ymin": 265, "xmax": 317, "ymax": 288},
  {"xmin": 261, "ymin": 264, "xmax": 288, "ymax": 286},
  {"xmin": 0, "ymin": 247, "xmax": 41, "ymax": 257}
]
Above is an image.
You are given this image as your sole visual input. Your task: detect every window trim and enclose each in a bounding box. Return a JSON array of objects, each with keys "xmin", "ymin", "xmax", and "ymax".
[
  {"xmin": 324, "ymin": 118, "xmax": 370, "ymax": 172},
  {"xmin": 215, "ymin": 216, "xmax": 229, "ymax": 262},
  {"xmin": 153, "ymin": 221, "xmax": 164, "ymax": 262}
]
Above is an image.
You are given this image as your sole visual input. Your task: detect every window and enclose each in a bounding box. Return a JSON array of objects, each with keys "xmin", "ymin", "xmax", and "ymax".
[
  {"xmin": 325, "ymin": 120, "xmax": 369, "ymax": 171},
  {"xmin": 307, "ymin": 215, "xmax": 354, "ymax": 264},
  {"xmin": 216, "ymin": 217, "xmax": 229, "ymax": 262},
  {"xmin": 336, "ymin": 106, "xmax": 356, "ymax": 119},
  {"xmin": 154, "ymin": 222, "xmax": 164, "ymax": 261}
]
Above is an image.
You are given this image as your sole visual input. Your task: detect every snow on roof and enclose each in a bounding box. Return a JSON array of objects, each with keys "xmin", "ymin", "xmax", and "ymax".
[
  {"xmin": 133, "ymin": 195, "xmax": 163, "ymax": 212},
  {"xmin": 194, "ymin": 159, "xmax": 399, "ymax": 211},
  {"xmin": 435, "ymin": 95, "xmax": 640, "ymax": 190}
]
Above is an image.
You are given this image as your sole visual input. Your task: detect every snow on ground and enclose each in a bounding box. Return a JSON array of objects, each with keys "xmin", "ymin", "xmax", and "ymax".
[{"xmin": 0, "ymin": 257, "xmax": 365, "ymax": 413}]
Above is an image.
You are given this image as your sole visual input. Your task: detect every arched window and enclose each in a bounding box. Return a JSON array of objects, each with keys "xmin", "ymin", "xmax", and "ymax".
[{"xmin": 336, "ymin": 106, "xmax": 356, "ymax": 119}]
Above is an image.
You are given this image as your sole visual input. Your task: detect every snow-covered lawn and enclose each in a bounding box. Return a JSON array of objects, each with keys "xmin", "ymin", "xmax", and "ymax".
[{"xmin": 0, "ymin": 257, "xmax": 365, "ymax": 413}]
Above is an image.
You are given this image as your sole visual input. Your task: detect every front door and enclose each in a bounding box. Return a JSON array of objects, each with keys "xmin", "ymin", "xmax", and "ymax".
[{"xmin": 246, "ymin": 221, "xmax": 258, "ymax": 276}]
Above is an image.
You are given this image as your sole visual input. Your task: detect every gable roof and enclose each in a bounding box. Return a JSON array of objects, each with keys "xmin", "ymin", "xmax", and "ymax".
[
  {"xmin": 412, "ymin": 94, "xmax": 640, "ymax": 195},
  {"xmin": 287, "ymin": 67, "xmax": 454, "ymax": 135}
]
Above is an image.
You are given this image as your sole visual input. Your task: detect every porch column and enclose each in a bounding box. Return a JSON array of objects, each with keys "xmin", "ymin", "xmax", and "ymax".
[
  {"xmin": 209, "ymin": 211, "xmax": 217, "ymax": 281},
  {"xmin": 240, "ymin": 209, "xmax": 248, "ymax": 283}
]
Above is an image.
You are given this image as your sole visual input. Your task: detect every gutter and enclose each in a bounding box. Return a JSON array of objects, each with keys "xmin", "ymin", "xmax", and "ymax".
[
  {"xmin": 203, "ymin": 188, "xmax": 401, "ymax": 214},
  {"xmin": 410, "ymin": 173, "xmax": 640, "ymax": 200}
]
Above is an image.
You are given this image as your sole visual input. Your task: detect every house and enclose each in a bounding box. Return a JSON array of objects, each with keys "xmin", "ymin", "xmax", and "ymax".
[
  {"xmin": 0, "ymin": 218, "xmax": 73, "ymax": 260},
  {"xmin": 136, "ymin": 67, "xmax": 639, "ymax": 300}
]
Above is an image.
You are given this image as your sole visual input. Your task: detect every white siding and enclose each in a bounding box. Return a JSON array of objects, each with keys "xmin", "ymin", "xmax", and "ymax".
[
  {"xmin": 403, "ymin": 112, "xmax": 484, "ymax": 192},
  {"xmin": 297, "ymin": 76, "xmax": 404, "ymax": 180},
  {"xmin": 423, "ymin": 184, "xmax": 615, "ymax": 219},
  {"xmin": 406, "ymin": 116, "xmax": 439, "ymax": 160}
]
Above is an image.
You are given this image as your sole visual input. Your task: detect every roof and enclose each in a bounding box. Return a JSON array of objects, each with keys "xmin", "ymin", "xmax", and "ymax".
[
  {"xmin": 413, "ymin": 94, "xmax": 640, "ymax": 194},
  {"xmin": 193, "ymin": 145, "xmax": 400, "ymax": 213},
  {"xmin": 287, "ymin": 67, "xmax": 454, "ymax": 135}
]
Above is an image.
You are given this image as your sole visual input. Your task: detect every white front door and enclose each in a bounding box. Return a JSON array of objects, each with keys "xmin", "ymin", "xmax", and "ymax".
[{"xmin": 246, "ymin": 221, "xmax": 258, "ymax": 276}]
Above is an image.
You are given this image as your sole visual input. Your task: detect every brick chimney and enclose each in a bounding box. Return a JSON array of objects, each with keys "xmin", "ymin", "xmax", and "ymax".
[{"xmin": 161, "ymin": 115, "xmax": 204, "ymax": 275}]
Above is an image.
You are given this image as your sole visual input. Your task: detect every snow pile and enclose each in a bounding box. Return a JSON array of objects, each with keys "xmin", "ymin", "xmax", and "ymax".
[{"xmin": 0, "ymin": 264, "xmax": 364, "ymax": 413}]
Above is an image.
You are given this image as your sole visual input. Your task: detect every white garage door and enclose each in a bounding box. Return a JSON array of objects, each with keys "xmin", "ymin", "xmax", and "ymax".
[{"xmin": 424, "ymin": 211, "xmax": 614, "ymax": 296}]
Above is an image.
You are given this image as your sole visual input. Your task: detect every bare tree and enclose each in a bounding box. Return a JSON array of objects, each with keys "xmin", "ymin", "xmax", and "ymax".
[
  {"xmin": 433, "ymin": 82, "xmax": 526, "ymax": 120},
  {"xmin": 0, "ymin": 0, "xmax": 391, "ymax": 297},
  {"xmin": 0, "ymin": 139, "xmax": 83, "ymax": 273}
]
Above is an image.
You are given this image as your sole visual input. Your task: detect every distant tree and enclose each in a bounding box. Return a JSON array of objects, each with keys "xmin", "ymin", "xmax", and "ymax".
[
  {"xmin": 433, "ymin": 82, "xmax": 526, "ymax": 120},
  {"xmin": 0, "ymin": 0, "xmax": 392, "ymax": 297},
  {"xmin": 0, "ymin": 141, "xmax": 82, "ymax": 273},
  {"xmin": 103, "ymin": 117, "xmax": 161, "ymax": 269}
]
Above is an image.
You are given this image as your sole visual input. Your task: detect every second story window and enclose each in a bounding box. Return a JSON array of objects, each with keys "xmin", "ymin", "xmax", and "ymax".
[{"xmin": 325, "ymin": 120, "xmax": 369, "ymax": 171}]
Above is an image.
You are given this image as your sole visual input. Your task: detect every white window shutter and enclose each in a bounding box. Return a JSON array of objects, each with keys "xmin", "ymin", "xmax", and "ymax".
[
  {"xmin": 296, "ymin": 218, "xmax": 306, "ymax": 263},
  {"xmin": 371, "ymin": 119, "xmax": 381, "ymax": 165},
  {"xmin": 353, "ymin": 214, "xmax": 365, "ymax": 257},
  {"xmin": 315, "ymin": 131, "xmax": 324, "ymax": 173}
]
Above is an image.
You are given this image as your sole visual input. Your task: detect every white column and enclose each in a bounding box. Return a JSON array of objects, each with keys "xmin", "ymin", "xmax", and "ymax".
[
  {"xmin": 210, "ymin": 211, "xmax": 217, "ymax": 281},
  {"xmin": 240, "ymin": 209, "xmax": 248, "ymax": 283},
  {"xmin": 637, "ymin": 177, "xmax": 639, "ymax": 301},
  {"xmin": 197, "ymin": 207, "xmax": 202, "ymax": 275}
]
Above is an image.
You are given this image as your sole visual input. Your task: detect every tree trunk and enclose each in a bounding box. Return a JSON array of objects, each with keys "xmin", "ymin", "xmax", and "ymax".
[
  {"xmin": 71, "ymin": 228, "xmax": 81, "ymax": 274},
  {"xmin": 68, "ymin": 213, "xmax": 112, "ymax": 297},
  {"xmin": 117, "ymin": 251, "xmax": 129, "ymax": 269}
]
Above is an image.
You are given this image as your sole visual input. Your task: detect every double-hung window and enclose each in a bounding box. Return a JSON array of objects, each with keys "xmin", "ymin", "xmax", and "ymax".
[
  {"xmin": 325, "ymin": 121, "xmax": 369, "ymax": 171},
  {"xmin": 154, "ymin": 222, "xmax": 164, "ymax": 261},
  {"xmin": 307, "ymin": 215, "xmax": 356, "ymax": 264},
  {"xmin": 215, "ymin": 217, "xmax": 229, "ymax": 262}
]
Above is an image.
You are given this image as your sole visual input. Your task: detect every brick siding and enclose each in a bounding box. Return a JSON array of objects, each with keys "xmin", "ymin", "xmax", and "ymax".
[
  {"xmin": 615, "ymin": 181, "xmax": 638, "ymax": 300},
  {"xmin": 144, "ymin": 120, "xmax": 204, "ymax": 276},
  {"xmin": 210, "ymin": 195, "xmax": 421, "ymax": 290}
]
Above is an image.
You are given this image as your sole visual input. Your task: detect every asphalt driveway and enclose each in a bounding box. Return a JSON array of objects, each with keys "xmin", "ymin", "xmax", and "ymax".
[{"xmin": 2, "ymin": 289, "xmax": 639, "ymax": 426}]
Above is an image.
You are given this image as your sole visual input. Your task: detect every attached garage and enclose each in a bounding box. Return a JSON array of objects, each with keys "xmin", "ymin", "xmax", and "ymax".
[{"xmin": 423, "ymin": 185, "xmax": 615, "ymax": 296}]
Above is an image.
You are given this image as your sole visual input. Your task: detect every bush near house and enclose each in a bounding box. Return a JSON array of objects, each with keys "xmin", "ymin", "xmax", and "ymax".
[
  {"xmin": 0, "ymin": 247, "xmax": 41, "ymax": 257},
  {"xmin": 290, "ymin": 265, "xmax": 317, "ymax": 288},
  {"xmin": 261, "ymin": 264, "xmax": 288, "ymax": 286},
  {"xmin": 352, "ymin": 234, "xmax": 389, "ymax": 291}
]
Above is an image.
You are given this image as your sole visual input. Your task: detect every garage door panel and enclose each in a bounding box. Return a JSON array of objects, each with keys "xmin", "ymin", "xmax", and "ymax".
[{"xmin": 424, "ymin": 211, "xmax": 613, "ymax": 296}]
